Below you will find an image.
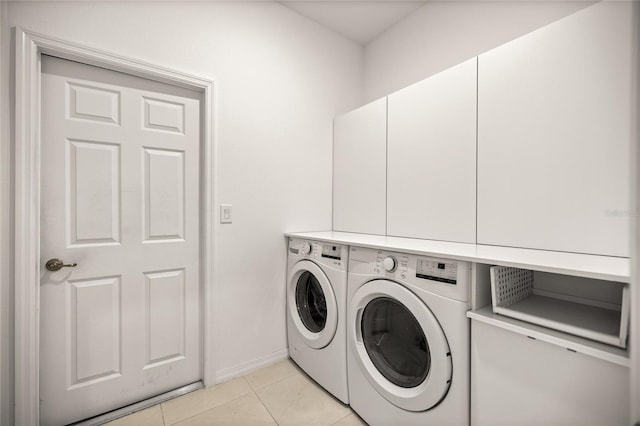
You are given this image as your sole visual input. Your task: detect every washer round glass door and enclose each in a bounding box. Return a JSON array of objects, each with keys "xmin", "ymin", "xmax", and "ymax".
[
  {"xmin": 350, "ymin": 279, "xmax": 452, "ymax": 412},
  {"xmin": 288, "ymin": 260, "xmax": 338, "ymax": 349}
]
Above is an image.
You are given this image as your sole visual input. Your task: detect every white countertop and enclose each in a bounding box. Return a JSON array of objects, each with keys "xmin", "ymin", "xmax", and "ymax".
[{"xmin": 285, "ymin": 231, "xmax": 630, "ymax": 282}]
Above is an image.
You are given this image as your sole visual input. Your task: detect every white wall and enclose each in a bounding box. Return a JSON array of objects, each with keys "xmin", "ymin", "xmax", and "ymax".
[
  {"xmin": 364, "ymin": 1, "xmax": 594, "ymax": 102},
  {"xmin": 2, "ymin": 1, "xmax": 363, "ymax": 421}
]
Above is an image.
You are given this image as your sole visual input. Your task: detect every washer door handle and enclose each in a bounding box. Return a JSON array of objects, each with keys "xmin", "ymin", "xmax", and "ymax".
[{"xmin": 355, "ymin": 308, "xmax": 364, "ymax": 344}]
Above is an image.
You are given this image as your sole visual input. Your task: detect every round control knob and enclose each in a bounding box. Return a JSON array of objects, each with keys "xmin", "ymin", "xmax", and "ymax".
[
  {"xmin": 382, "ymin": 256, "xmax": 397, "ymax": 272},
  {"xmin": 300, "ymin": 242, "xmax": 312, "ymax": 255}
]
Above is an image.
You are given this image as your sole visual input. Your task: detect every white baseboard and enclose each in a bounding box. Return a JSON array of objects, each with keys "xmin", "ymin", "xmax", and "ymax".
[{"xmin": 213, "ymin": 348, "xmax": 290, "ymax": 384}]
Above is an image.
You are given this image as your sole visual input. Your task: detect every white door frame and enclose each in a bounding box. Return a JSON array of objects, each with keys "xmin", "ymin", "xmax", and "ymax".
[{"xmin": 14, "ymin": 28, "xmax": 216, "ymax": 425}]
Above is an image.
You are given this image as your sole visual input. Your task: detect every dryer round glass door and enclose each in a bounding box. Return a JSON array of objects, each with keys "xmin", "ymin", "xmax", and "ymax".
[
  {"xmin": 288, "ymin": 260, "xmax": 338, "ymax": 349},
  {"xmin": 350, "ymin": 279, "xmax": 452, "ymax": 412}
]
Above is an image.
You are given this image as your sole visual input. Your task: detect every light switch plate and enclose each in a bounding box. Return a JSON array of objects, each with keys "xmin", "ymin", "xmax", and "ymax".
[{"xmin": 220, "ymin": 204, "xmax": 232, "ymax": 224}]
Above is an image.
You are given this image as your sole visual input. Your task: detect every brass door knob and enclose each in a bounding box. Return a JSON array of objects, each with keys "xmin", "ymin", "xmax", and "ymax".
[{"xmin": 45, "ymin": 258, "xmax": 78, "ymax": 272}]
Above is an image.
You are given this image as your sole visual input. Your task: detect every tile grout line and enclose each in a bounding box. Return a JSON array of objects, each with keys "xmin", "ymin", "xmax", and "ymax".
[
  {"xmin": 250, "ymin": 382, "xmax": 281, "ymax": 425},
  {"xmin": 330, "ymin": 410, "xmax": 354, "ymax": 426},
  {"xmin": 114, "ymin": 362, "xmax": 303, "ymax": 425},
  {"xmin": 160, "ymin": 403, "xmax": 166, "ymax": 426},
  {"xmin": 247, "ymin": 366, "xmax": 320, "ymax": 425},
  {"xmin": 245, "ymin": 365, "xmax": 310, "ymax": 425},
  {"xmin": 163, "ymin": 378, "xmax": 254, "ymax": 425},
  {"xmin": 268, "ymin": 369, "xmax": 351, "ymax": 425},
  {"xmin": 245, "ymin": 364, "xmax": 303, "ymax": 394}
]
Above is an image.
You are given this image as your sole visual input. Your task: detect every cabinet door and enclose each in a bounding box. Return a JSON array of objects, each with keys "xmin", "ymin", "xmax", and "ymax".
[
  {"xmin": 471, "ymin": 320, "xmax": 629, "ymax": 426},
  {"xmin": 477, "ymin": 2, "xmax": 634, "ymax": 257},
  {"xmin": 387, "ymin": 58, "xmax": 477, "ymax": 243},
  {"xmin": 333, "ymin": 98, "xmax": 387, "ymax": 235}
]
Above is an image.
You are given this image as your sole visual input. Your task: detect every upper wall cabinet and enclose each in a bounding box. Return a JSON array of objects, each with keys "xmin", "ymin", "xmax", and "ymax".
[
  {"xmin": 387, "ymin": 58, "xmax": 477, "ymax": 243},
  {"xmin": 477, "ymin": 2, "xmax": 634, "ymax": 257},
  {"xmin": 333, "ymin": 98, "xmax": 387, "ymax": 235}
]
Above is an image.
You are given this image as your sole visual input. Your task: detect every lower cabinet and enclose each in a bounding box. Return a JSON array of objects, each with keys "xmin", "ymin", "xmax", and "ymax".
[{"xmin": 470, "ymin": 319, "xmax": 629, "ymax": 425}]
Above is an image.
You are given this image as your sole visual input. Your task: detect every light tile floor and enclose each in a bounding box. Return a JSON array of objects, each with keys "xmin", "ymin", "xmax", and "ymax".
[{"xmin": 105, "ymin": 359, "xmax": 367, "ymax": 426}]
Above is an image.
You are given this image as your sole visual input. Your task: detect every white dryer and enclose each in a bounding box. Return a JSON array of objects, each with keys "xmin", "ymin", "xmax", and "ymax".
[
  {"xmin": 287, "ymin": 238, "xmax": 349, "ymax": 404},
  {"xmin": 347, "ymin": 246, "xmax": 471, "ymax": 425}
]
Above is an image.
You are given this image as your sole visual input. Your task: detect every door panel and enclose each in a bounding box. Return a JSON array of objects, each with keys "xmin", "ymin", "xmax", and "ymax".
[
  {"xmin": 40, "ymin": 55, "xmax": 202, "ymax": 425},
  {"xmin": 143, "ymin": 97, "xmax": 185, "ymax": 133},
  {"xmin": 68, "ymin": 139, "xmax": 121, "ymax": 245},
  {"xmin": 144, "ymin": 269, "xmax": 186, "ymax": 367},
  {"xmin": 69, "ymin": 276, "xmax": 121, "ymax": 389},
  {"xmin": 143, "ymin": 148, "xmax": 185, "ymax": 241},
  {"xmin": 68, "ymin": 82, "xmax": 120, "ymax": 125}
]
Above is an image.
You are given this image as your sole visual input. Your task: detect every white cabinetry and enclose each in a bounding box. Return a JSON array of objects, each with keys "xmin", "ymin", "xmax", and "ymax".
[
  {"xmin": 387, "ymin": 58, "xmax": 477, "ymax": 243},
  {"xmin": 469, "ymin": 258, "xmax": 630, "ymax": 425},
  {"xmin": 333, "ymin": 98, "xmax": 387, "ymax": 235},
  {"xmin": 470, "ymin": 319, "xmax": 629, "ymax": 426},
  {"xmin": 477, "ymin": 1, "xmax": 634, "ymax": 257}
]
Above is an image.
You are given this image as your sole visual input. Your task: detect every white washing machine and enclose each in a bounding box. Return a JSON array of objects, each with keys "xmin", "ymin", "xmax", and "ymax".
[
  {"xmin": 286, "ymin": 238, "xmax": 349, "ymax": 404},
  {"xmin": 347, "ymin": 246, "xmax": 471, "ymax": 425}
]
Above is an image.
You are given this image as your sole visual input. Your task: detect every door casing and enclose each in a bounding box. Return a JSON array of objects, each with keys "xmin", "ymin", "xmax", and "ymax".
[{"xmin": 14, "ymin": 28, "xmax": 216, "ymax": 425}]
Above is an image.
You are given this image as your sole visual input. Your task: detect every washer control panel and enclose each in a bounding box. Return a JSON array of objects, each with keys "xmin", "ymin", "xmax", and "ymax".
[
  {"xmin": 349, "ymin": 246, "xmax": 470, "ymax": 302},
  {"xmin": 375, "ymin": 252, "xmax": 409, "ymax": 279},
  {"xmin": 321, "ymin": 244, "xmax": 342, "ymax": 260},
  {"xmin": 382, "ymin": 256, "xmax": 397, "ymax": 272},
  {"xmin": 416, "ymin": 258, "xmax": 458, "ymax": 285}
]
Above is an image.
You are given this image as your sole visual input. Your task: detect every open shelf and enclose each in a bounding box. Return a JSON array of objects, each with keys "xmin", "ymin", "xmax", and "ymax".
[
  {"xmin": 489, "ymin": 266, "xmax": 629, "ymax": 348},
  {"xmin": 494, "ymin": 293, "xmax": 625, "ymax": 347}
]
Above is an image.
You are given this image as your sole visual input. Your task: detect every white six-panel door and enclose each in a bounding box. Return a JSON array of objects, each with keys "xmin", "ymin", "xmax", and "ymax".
[{"xmin": 39, "ymin": 55, "xmax": 201, "ymax": 425}]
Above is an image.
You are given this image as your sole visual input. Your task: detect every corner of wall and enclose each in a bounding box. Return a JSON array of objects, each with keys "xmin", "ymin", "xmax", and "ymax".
[
  {"xmin": 362, "ymin": 1, "xmax": 595, "ymax": 102},
  {"xmin": 630, "ymin": 2, "xmax": 640, "ymax": 423}
]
